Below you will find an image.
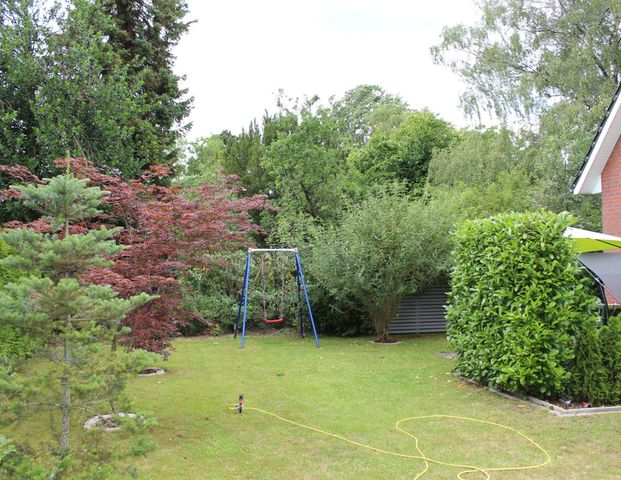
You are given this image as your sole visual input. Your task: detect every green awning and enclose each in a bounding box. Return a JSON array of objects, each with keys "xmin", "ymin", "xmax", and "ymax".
[{"xmin": 564, "ymin": 227, "xmax": 621, "ymax": 253}]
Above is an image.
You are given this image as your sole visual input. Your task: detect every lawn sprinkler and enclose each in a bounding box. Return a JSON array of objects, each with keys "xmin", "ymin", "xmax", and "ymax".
[{"xmin": 235, "ymin": 394, "xmax": 245, "ymax": 413}]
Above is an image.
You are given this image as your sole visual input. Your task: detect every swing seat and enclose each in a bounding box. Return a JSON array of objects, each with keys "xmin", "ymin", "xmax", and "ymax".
[{"xmin": 264, "ymin": 317, "xmax": 284, "ymax": 323}]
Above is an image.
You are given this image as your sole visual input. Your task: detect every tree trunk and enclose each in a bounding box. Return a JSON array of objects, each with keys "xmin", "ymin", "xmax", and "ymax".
[
  {"xmin": 372, "ymin": 297, "xmax": 398, "ymax": 343},
  {"xmin": 378, "ymin": 328, "xmax": 388, "ymax": 343},
  {"xmin": 61, "ymin": 212, "xmax": 71, "ymax": 456},
  {"xmin": 60, "ymin": 338, "xmax": 71, "ymax": 457},
  {"xmin": 372, "ymin": 309, "xmax": 390, "ymax": 342},
  {"xmin": 109, "ymin": 336, "xmax": 119, "ymax": 414}
]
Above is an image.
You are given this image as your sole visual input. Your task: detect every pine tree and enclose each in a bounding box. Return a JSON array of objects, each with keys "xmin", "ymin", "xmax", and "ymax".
[
  {"xmin": 0, "ymin": 161, "xmax": 153, "ymax": 458},
  {"xmin": 101, "ymin": 0, "xmax": 193, "ymax": 169}
]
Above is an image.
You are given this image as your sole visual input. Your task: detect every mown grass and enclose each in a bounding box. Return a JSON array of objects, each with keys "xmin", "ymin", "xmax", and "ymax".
[{"xmin": 124, "ymin": 333, "xmax": 620, "ymax": 479}]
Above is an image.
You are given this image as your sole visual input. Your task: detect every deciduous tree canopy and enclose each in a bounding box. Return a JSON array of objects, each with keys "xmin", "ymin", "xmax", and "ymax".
[
  {"xmin": 0, "ymin": 0, "xmax": 191, "ymax": 178},
  {"xmin": 432, "ymin": 0, "xmax": 621, "ymax": 124}
]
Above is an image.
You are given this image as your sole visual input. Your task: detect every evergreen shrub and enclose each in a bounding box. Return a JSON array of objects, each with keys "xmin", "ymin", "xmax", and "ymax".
[
  {"xmin": 0, "ymin": 239, "xmax": 19, "ymax": 287},
  {"xmin": 447, "ymin": 211, "xmax": 600, "ymax": 398},
  {"xmin": 0, "ymin": 239, "xmax": 40, "ymax": 360},
  {"xmin": 0, "ymin": 326, "xmax": 41, "ymax": 361},
  {"xmin": 569, "ymin": 320, "xmax": 609, "ymax": 404},
  {"xmin": 571, "ymin": 315, "xmax": 621, "ymax": 405},
  {"xmin": 0, "ymin": 435, "xmax": 48, "ymax": 480},
  {"xmin": 599, "ymin": 316, "xmax": 621, "ymax": 403}
]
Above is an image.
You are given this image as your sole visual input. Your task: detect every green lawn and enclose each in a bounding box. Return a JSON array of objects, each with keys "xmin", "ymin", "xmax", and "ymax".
[{"xmin": 125, "ymin": 334, "xmax": 620, "ymax": 479}]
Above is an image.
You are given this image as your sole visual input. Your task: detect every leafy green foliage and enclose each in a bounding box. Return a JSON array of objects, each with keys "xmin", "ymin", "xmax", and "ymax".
[
  {"xmin": 180, "ymin": 252, "xmax": 248, "ymax": 334},
  {"xmin": 309, "ymin": 185, "xmax": 455, "ymax": 341},
  {"xmin": 101, "ymin": 0, "xmax": 193, "ymax": 168},
  {"xmin": 570, "ymin": 315, "xmax": 621, "ymax": 405},
  {"xmin": 330, "ymin": 84, "xmax": 408, "ymax": 146},
  {"xmin": 425, "ymin": 125, "xmax": 598, "ymax": 227},
  {"xmin": 218, "ymin": 110, "xmax": 299, "ymax": 201},
  {"xmin": 431, "ymin": 1, "xmax": 611, "ymax": 230},
  {"xmin": 0, "ymin": 0, "xmax": 47, "ymax": 174},
  {"xmin": 447, "ymin": 211, "xmax": 599, "ymax": 397},
  {"xmin": 0, "ymin": 435, "xmax": 48, "ymax": 480},
  {"xmin": 428, "ymin": 125, "xmax": 601, "ymax": 229},
  {"xmin": 35, "ymin": 0, "xmax": 149, "ymax": 176},
  {"xmin": 351, "ymin": 111, "xmax": 457, "ymax": 190},
  {"xmin": 569, "ymin": 320, "xmax": 609, "ymax": 405},
  {"xmin": 427, "ymin": 128, "xmax": 534, "ymax": 218},
  {"xmin": 0, "ymin": 0, "xmax": 191, "ymax": 178},
  {"xmin": 220, "ymin": 120, "xmax": 271, "ymax": 198},
  {"xmin": 599, "ymin": 315, "xmax": 621, "ymax": 403},
  {"xmin": 428, "ymin": 128, "xmax": 522, "ymax": 188},
  {"xmin": 0, "ymin": 1, "xmax": 148, "ymax": 178},
  {"xmin": 432, "ymin": 0, "xmax": 621, "ymax": 123},
  {"xmin": 179, "ymin": 136, "xmax": 226, "ymax": 186},
  {"xmin": 0, "ymin": 239, "xmax": 40, "ymax": 360},
  {"xmin": 0, "ymin": 325, "xmax": 41, "ymax": 361},
  {"xmin": 262, "ymin": 109, "xmax": 353, "ymax": 223},
  {"xmin": 0, "ymin": 239, "xmax": 20, "ymax": 288}
]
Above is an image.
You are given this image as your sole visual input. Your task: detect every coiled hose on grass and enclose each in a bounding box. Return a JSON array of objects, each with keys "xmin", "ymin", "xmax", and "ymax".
[{"xmin": 227, "ymin": 404, "xmax": 551, "ymax": 479}]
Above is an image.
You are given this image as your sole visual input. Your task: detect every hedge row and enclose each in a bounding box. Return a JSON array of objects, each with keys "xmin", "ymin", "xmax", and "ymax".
[{"xmin": 447, "ymin": 211, "xmax": 612, "ymax": 401}]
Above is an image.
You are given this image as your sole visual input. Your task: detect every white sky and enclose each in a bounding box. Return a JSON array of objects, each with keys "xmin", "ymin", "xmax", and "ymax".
[{"xmin": 174, "ymin": 0, "xmax": 481, "ymax": 140}]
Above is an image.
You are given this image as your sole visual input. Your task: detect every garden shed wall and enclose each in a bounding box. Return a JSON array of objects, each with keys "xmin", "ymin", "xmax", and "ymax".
[{"xmin": 388, "ymin": 285, "xmax": 448, "ymax": 334}]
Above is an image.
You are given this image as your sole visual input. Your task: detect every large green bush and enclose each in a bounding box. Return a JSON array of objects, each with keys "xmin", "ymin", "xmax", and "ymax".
[
  {"xmin": 0, "ymin": 326, "xmax": 41, "ymax": 361},
  {"xmin": 447, "ymin": 211, "xmax": 600, "ymax": 398},
  {"xmin": 0, "ymin": 239, "xmax": 39, "ymax": 360},
  {"xmin": 309, "ymin": 185, "xmax": 455, "ymax": 342},
  {"xmin": 180, "ymin": 251, "xmax": 247, "ymax": 335},
  {"xmin": 0, "ymin": 240, "xmax": 19, "ymax": 288}
]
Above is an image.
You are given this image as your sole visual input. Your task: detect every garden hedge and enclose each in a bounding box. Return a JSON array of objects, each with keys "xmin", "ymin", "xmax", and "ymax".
[{"xmin": 447, "ymin": 211, "xmax": 600, "ymax": 398}]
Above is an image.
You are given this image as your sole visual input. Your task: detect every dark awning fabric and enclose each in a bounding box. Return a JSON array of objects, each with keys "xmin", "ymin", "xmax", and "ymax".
[{"xmin": 580, "ymin": 252, "xmax": 621, "ymax": 305}]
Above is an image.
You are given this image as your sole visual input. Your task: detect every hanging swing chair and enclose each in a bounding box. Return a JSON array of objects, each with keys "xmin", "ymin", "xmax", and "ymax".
[{"xmin": 260, "ymin": 254, "xmax": 286, "ymax": 323}]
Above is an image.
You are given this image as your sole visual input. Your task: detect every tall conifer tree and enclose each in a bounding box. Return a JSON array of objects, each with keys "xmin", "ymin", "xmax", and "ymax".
[
  {"xmin": 102, "ymin": 0, "xmax": 193, "ymax": 168},
  {"xmin": 0, "ymin": 162, "xmax": 153, "ymax": 458}
]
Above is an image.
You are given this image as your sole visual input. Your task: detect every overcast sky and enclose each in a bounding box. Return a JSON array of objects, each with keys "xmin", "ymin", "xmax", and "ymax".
[{"xmin": 173, "ymin": 0, "xmax": 481, "ymax": 140}]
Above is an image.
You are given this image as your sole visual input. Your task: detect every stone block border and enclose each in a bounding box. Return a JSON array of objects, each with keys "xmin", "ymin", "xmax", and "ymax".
[{"xmin": 488, "ymin": 388, "xmax": 621, "ymax": 417}]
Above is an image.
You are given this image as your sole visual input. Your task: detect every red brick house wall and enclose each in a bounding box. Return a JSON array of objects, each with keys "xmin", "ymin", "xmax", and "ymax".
[{"xmin": 602, "ymin": 135, "xmax": 621, "ymax": 237}]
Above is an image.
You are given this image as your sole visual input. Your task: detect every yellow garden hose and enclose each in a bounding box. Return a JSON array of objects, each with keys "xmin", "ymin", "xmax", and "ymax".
[{"xmin": 227, "ymin": 404, "xmax": 551, "ymax": 479}]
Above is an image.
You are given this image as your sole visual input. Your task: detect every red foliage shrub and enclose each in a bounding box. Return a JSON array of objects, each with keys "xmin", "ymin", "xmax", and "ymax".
[{"xmin": 1, "ymin": 158, "xmax": 269, "ymax": 354}]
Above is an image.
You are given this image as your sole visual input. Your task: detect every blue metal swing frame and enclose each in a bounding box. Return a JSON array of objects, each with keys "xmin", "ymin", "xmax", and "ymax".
[{"xmin": 234, "ymin": 248, "xmax": 320, "ymax": 348}]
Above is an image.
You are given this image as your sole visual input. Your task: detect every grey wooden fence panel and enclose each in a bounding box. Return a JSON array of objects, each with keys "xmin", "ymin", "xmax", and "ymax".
[{"xmin": 388, "ymin": 285, "xmax": 448, "ymax": 334}]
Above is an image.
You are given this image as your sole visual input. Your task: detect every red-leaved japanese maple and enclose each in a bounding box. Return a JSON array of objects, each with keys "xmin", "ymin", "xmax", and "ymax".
[{"xmin": 1, "ymin": 159, "xmax": 269, "ymax": 354}]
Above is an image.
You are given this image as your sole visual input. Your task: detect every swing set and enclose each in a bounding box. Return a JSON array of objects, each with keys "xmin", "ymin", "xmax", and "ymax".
[{"xmin": 234, "ymin": 248, "xmax": 320, "ymax": 348}]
